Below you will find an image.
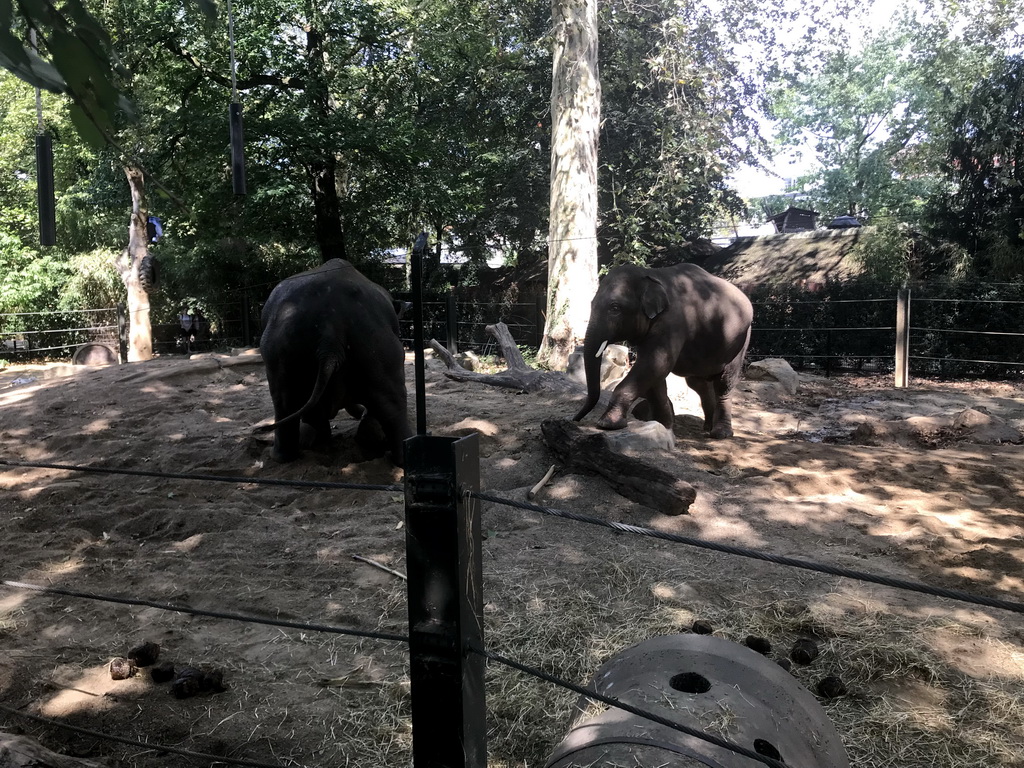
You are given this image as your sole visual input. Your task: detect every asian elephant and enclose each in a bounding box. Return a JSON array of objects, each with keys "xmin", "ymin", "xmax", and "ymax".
[
  {"xmin": 258, "ymin": 259, "xmax": 412, "ymax": 466},
  {"xmin": 573, "ymin": 263, "xmax": 753, "ymax": 438}
]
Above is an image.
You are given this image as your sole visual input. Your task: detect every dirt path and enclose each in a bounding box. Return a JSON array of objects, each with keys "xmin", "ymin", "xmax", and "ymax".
[{"xmin": 1, "ymin": 354, "xmax": 1022, "ymax": 767}]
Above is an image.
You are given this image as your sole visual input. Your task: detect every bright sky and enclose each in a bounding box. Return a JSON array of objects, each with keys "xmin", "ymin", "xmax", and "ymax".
[{"xmin": 729, "ymin": 0, "xmax": 906, "ymax": 199}]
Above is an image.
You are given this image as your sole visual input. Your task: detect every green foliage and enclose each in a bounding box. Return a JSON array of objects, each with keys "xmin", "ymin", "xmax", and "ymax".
[
  {"xmin": 0, "ymin": 232, "xmax": 67, "ymax": 314},
  {"xmin": 849, "ymin": 218, "xmax": 914, "ymax": 286},
  {"xmin": 929, "ymin": 54, "xmax": 1024, "ymax": 279}
]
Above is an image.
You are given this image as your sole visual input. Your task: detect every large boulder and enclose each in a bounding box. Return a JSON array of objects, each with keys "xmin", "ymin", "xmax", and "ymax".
[{"xmin": 745, "ymin": 357, "xmax": 799, "ymax": 395}]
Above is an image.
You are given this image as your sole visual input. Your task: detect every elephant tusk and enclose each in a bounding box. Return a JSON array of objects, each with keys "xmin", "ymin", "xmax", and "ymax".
[{"xmin": 595, "ymin": 340, "xmax": 608, "ymax": 358}]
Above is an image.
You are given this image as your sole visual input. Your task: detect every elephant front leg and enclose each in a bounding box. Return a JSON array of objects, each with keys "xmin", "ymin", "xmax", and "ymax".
[
  {"xmin": 640, "ymin": 378, "xmax": 674, "ymax": 429},
  {"xmin": 598, "ymin": 359, "xmax": 670, "ymax": 430}
]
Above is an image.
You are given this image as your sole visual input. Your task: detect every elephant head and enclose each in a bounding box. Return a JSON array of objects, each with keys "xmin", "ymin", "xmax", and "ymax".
[{"xmin": 573, "ymin": 266, "xmax": 668, "ymax": 423}]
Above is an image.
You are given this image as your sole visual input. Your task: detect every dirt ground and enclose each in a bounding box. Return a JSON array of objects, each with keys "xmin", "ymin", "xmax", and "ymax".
[{"xmin": 1, "ymin": 350, "xmax": 1023, "ymax": 767}]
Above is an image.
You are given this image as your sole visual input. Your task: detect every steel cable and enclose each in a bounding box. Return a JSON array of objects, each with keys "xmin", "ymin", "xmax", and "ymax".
[
  {"xmin": 0, "ymin": 702, "xmax": 295, "ymax": 768},
  {"xmin": 471, "ymin": 491, "xmax": 1024, "ymax": 615},
  {"xmin": 0, "ymin": 458, "xmax": 402, "ymax": 493},
  {"xmin": 1, "ymin": 580, "xmax": 408, "ymax": 645}
]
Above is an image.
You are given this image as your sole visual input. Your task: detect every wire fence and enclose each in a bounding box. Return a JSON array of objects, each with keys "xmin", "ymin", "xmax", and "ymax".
[
  {"xmin": 6, "ymin": 281, "xmax": 1023, "ymax": 381},
  {"xmin": 2, "ymin": 454, "xmax": 1022, "ymax": 767},
  {"xmin": 748, "ymin": 284, "xmax": 1024, "ymax": 378}
]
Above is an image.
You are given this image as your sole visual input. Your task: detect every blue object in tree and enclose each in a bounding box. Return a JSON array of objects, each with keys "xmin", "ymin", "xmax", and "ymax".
[{"xmin": 146, "ymin": 216, "xmax": 163, "ymax": 242}]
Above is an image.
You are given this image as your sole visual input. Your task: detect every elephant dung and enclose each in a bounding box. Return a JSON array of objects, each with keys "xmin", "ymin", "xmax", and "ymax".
[{"xmin": 745, "ymin": 357, "xmax": 799, "ymax": 395}]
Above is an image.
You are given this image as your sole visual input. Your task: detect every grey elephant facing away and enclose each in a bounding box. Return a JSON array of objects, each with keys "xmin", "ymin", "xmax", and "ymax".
[
  {"xmin": 573, "ymin": 263, "xmax": 754, "ymax": 438},
  {"xmin": 259, "ymin": 258, "xmax": 412, "ymax": 466}
]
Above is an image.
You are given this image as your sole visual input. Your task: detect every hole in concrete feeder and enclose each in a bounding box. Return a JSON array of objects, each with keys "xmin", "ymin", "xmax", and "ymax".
[
  {"xmin": 754, "ymin": 739, "xmax": 783, "ymax": 762},
  {"xmin": 669, "ymin": 672, "xmax": 711, "ymax": 694}
]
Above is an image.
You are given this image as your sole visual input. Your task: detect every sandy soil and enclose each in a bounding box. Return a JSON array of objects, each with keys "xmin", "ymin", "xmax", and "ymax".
[{"xmin": 1, "ymin": 351, "xmax": 1022, "ymax": 767}]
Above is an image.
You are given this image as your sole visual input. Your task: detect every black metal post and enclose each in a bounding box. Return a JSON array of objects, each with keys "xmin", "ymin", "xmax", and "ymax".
[
  {"xmin": 411, "ymin": 233, "xmax": 428, "ymax": 435},
  {"xmin": 116, "ymin": 304, "xmax": 128, "ymax": 363},
  {"xmin": 229, "ymin": 103, "xmax": 247, "ymax": 195},
  {"xmin": 36, "ymin": 133, "xmax": 56, "ymax": 246},
  {"xmin": 825, "ymin": 329, "xmax": 833, "ymax": 377},
  {"xmin": 446, "ymin": 292, "xmax": 458, "ymax": 355},
  {"xmin": 405, "ymin": 433, "xmax": 486, "ymax": 768}
]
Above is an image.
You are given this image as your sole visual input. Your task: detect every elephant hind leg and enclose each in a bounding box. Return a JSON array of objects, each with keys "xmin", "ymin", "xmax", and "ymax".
[{"xmin": 709, "ymin": 375, "xmax": 735, "ymax": 439}]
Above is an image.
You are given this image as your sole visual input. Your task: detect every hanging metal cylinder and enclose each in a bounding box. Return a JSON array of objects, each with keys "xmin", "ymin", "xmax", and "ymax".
[
  {"xmin": 546, "ymin": 634, "xmax": 849, "ymax": 768},
  {"xmin": 229, "ymin": 102, "xmax": 246, "ymax": 195},
  {"xmin": 35, "ymin": 132, "xmax": 56, "ymax": 246}
]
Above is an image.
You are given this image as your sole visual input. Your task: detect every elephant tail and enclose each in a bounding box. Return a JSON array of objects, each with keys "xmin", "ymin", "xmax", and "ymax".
[{"xmin": 256, "ymin": 355, "xmax": 340, "ymax": 432}]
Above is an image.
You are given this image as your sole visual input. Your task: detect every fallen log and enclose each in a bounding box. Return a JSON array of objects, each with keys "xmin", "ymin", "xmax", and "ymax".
[
  {"xmin": 428, "ymin": 322, "xmax": 582, "ymax": 394},
  {"xmin": 540, "ymin": 418, "xmax": 696, "ymax": 516},
  {"xmin": 0, "ymin": 733, "xmax": 105, "ymax": 768}
]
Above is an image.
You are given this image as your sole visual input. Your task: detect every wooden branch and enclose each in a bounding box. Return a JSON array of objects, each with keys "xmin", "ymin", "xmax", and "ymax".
[
  {"xmin": 427, "ymin": 323, "xmax": 583, "ymax": 394},
  {"xmin": 540, "ymin": 418, "xmax": 696, "ymax": 516},
  {"xmin": 528, "ymin": 464, "xmax": 557, "ymax": 500},
  {"xmin": 0, "ymin": 733, "xmax": 105, "ymax": 767}
]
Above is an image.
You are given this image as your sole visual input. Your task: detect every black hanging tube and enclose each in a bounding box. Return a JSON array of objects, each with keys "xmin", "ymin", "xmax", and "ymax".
[
  {"xmin": 35, "ymin": 133, "xmax": 56, "ymax": 246},
  {"xmin": 229, "ymin": 102, "xmax": 247, "ymax": 195}
]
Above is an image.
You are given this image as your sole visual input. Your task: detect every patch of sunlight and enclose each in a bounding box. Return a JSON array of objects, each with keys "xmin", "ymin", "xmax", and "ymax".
[
  {"xmin": 929, "ymin": 508, "xmax": 1019, "ymax": 539},
  {"xmin": 40, "ymin": 665, "xmax": 138, "ymax": 718},
  {"xmin": 0, "ymin": 387, "xmax": 41, "ymax": 407},
  {"xmin": 450, "ymin": 418, "xmax": 499, "ymax": 436},
  {"xmin": 0, "ymin": 591, "xmax": 31, "ymax": 615},
  {"xmin": 82, "ymin": 419, "xmax": 111, "ymax": 434}
]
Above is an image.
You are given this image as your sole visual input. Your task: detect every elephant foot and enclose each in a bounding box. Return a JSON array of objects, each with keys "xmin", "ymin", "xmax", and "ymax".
[
  {"xmin": 709, "ymin": 424, "xmax": 734, "ymax": 439},
  {"xmin": 271, "ymin": 446, "xmax": 299, "ymax": 463},
  {"xmin": 596, "ymin": 413, "xmax": 629, "ymax": 430}
]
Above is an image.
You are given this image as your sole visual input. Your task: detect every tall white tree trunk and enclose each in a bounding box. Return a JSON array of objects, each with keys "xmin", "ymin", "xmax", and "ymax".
[
  {"xmin": 539, "ymin": 0, "xmax": 600, "ymax": 371},
  {"xmin": 116, "ymin": 166, "xmax": 153, "ymax": 362}
]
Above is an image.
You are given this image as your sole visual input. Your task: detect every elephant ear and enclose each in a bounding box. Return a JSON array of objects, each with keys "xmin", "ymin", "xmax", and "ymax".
[{"xmin": 640, "ymin": 275, "xmax": 669, "ymax": 319}]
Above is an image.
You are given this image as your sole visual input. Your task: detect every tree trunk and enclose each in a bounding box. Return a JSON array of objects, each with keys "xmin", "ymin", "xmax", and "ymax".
[
  {"xmin": 116, "ymin": 166, "xmax": 153, "ymax": 362},
  {"xmin": 306, "ymin": 23, "xmax": 347, "ymax": 262},
  {"xmin": 539, "ymin": 0, "xmax": 600, "ymax": 371}
]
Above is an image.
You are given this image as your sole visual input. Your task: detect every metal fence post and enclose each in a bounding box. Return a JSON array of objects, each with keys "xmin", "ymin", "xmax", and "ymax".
[
  {"xmin": 895, "ymin": 287, "xmax": 910, "ymax": 388},
  {"xmin": 404, "ymin": 432, "xmax": 486, "ymax": 768},
  {"xmin": 116, "ymin": 304, "xmax": 129, "ymax": 364},
  {"xmin": 446, "ymin": 292, "xmax": 458, "ymax": 355}
]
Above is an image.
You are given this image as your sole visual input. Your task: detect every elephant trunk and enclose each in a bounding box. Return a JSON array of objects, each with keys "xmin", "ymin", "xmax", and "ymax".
[{"xmin": 572, "ymin": 332, "xmax": 608, "ymax": 422}]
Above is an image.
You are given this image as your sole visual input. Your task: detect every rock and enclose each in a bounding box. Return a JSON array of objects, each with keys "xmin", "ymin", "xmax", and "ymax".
[
  {"xmin": 952, "ymin": 408, "xmax": 1022, "ymax": 444},
  {"xmin": 601, "ymin": 420, "xmax": 675, "ymax": 453},
  {"xmin": 691, "ymin": 620, "xmax": 714, "ymax": 635},
  {"xmin": 745, "ymin": 358, "xmax": 799, "ymax": 395}
]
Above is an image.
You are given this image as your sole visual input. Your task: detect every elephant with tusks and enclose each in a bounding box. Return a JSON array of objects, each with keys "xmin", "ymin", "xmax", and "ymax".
[{"xmin": 573, "ymin": 263, "xmax": 753, "ymax": 438}]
